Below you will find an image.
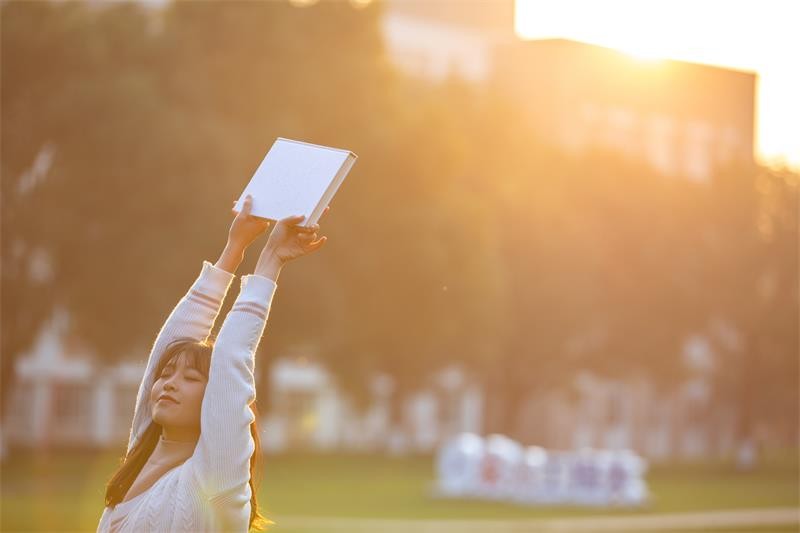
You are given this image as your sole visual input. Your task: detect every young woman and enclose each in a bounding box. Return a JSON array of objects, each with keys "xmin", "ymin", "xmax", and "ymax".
[{"xmin": 96, "ymin": 195, "xmax": 328, "ymax": 532}]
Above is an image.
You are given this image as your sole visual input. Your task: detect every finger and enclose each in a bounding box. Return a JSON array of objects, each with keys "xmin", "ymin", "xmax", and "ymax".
[
  {"xmin": 282, "ymin": 214, "xmax": 306, "ymax": 226},
  {"xmin": 296, "ymin": 223, "xmax": 319, "ymax": 233},
  {"xmin": 319, "ymin": 205, "xmax": 331, "ymax": 221},
  {"xmin": 242, "ymin": 194, "xmax": 253, "ymax": 215},
  {"xmin": 305, "ymin": 236, "xmax": 327, "ymax": 252}
]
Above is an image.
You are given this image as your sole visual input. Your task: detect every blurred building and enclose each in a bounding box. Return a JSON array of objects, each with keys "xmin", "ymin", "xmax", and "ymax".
[
  {"xmin": 381, "ymin": 0, "xmax": 517, "ymax": 82},
  {"xmin": 516, "ymin": 370, "xmax": 737, "ymax": 461},
  {"xmin": 1, "ymin": 0, "xmax": 756, "ymax": 460},
  {"xmin": 4, "ymin": 308, "xmax": 739, "ymax": 461},
  {"xmin": 259, "ymin": 358, "xmax": 483, "ymax": 455},
  {"xmin": 380, "ymin": 2, "xmax": 755, "ymax": 183},
  {"xmin": 2, "ymin": 310, "xmax": 486, "ymax": 456},
  {"xmin": 3, "ymin": 307, "xmax": 140, "ymax": 450},
  {"xmin": 491, "ymin": 38, "xmax": 755, "ymax": 183}
]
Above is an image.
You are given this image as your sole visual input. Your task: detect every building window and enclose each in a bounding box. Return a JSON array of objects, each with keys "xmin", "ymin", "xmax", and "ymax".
[
  {"xmin": 605, "ymin": 107, "xmax": 637, "ymax": 155},
  {"xmin": 645, "ymin": 114, "xmax": 676, "ymax": 176},
  {"xmin": 684, "ymin": 120, "xmax": 714, "ymax": 183},
  {"xmin": 718, "ymin": 125, "xmax": 744, "ymax": 162}
]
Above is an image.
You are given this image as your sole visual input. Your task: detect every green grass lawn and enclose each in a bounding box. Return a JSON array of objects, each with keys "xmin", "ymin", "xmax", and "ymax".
[{"xmin": 1, "ymin": 449, "xmax": 797, "ymax": 532}]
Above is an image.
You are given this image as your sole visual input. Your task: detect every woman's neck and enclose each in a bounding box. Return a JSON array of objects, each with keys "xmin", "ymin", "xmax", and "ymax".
[
  {"xmin": 150, "ymin": 433, "xmax": 197, "ymax": 465},
  {"xmin": 161, "ymin": 425, "xmax": 200, "ymax": 443}
]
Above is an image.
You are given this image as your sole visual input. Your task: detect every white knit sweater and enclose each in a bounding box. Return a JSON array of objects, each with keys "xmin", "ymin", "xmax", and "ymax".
[{"xmin": 96, "ymin": 260, "xmax": 277, "ymax": 532}]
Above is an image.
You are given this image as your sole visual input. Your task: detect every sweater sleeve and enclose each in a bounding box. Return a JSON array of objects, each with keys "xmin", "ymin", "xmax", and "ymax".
[
  {"xmin": 190, "ymin": 272, "xmax": 277, "ymax": 504},
  {"xmin": 126, "ymin": 260, "xmax": 236, "ymax": 456}
]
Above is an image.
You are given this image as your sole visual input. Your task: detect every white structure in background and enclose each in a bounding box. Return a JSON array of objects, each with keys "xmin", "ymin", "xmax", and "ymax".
[
  {"xmin": 261, "ymin": 357, "xmax": 484, "ymax": 454},
  {"xmin": 259, "ymin": 355, "xmax": 341, "ymax": 453},
  {"xmin": 434, "ymin": 433, "xmax": 649, "ymax": 507},
  {"xmin": 381, "ymin": 0, "xmax": 516, "ymax": 83},
  {"xmin": 476, "ymin": 434, "xmax": 524, "ymax": 500},
  {"xmin": 3, "ymin": 309, "xmax": 483, "ymax": 456},
  {"xmin": 3, "ymin": 305, "xmax": 737, "ymax": 461},
  {"xmin": 435, "ymin": 432, "xmax": 485, "ymax": 496},
  {"xmin": 4, "ymin": 307, "xmax": 142, "ymax": 449},
  {"xmin": 512, "ymin": 327, "xmax": 739, "ymax": 462}
]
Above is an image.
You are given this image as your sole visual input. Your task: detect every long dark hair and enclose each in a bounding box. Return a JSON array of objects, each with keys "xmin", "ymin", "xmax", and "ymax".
[{"xmin": 103, "ymin": 339, "xmax": 271, "ymax": 531}]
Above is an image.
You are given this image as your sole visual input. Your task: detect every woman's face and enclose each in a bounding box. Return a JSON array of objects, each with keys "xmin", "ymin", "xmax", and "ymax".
[{"xmin": 150, "ymin": 352, "xmax": 208, "ymax": 434}]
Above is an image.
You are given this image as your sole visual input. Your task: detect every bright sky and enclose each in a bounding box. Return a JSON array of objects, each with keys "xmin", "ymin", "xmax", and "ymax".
[{"xmin": 515, "ymin": 0, "xmax": 800, "ymax": 170}]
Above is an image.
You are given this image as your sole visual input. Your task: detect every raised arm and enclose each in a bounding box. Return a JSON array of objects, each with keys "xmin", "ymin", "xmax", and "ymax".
[
  {"xmin": 126, "ymin": 195, "xmax": 273, "ymax": 455},
  {"xmin": 125, "ymin": 259, "xmax": 236, "ymax": 455},
  {"xmin": 190, "ymin": 208, "xmax": 329, "ymax": 509}
]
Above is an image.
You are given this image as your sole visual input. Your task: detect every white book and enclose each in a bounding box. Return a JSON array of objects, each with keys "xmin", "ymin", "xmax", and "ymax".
[{"xmin": 234, "ymin": 137, "xmax": 357, "ymax": 227}]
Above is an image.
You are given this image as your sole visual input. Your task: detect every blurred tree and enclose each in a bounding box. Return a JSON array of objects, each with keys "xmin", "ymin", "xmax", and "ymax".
[
  {"xmin": 702, "ymin": 164, "xmax": 799, "ymax": 447},
  {"xmin": 1, "ymin": 0, "xmax": 187, "ymax": 417},
  {"xmin": 1, "ymin": 0, "xmax": 501, "ymax": 429},
  {"xmin": 470, "ymin": 86, "xmax": 746, "ymax": 438},
  {"xmin": 3, "ymin": 0, "xmax": 795, "ymax": 455}
]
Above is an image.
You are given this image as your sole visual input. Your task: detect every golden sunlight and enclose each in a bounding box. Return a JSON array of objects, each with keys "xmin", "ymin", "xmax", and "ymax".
[{"xmin": 515, "ymin": 0, "xmax": 800, "ymax": 169}]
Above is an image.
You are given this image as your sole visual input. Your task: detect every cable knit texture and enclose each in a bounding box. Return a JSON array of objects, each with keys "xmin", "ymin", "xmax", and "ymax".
[{"xmin": 96, "ymin": 260, "xmax": 277, "ymax": 533}]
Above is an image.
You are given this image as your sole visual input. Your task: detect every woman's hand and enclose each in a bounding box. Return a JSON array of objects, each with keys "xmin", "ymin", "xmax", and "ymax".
[
  {"xmin": 214, "ymin": 195, "xmax": 272, "ymax": 274},
  {"xmin": 266, "ymin": 206, "xmax": 329, "ymax": 263},
  {"xmin": 254, "ymin": 206, "xmax": 329, "ymax": 280},
  {"xmin": 227, "ymin": 194, "xmax": 271, "ymax": 250}
]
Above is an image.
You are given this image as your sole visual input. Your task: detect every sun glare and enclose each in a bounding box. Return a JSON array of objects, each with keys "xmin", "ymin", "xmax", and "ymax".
[
  {"xmin": 515, "ymin": 0, "xmax": 800, "ymax": 169},
  {"xmin": 622, "ymin": 48, "xmax": 666, "ymax": 63}
]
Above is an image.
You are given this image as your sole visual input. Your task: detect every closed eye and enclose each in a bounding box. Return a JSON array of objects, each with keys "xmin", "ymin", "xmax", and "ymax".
[{"xmin": 159, "ymin": 371, "xmax": 203, "ymax": 381}]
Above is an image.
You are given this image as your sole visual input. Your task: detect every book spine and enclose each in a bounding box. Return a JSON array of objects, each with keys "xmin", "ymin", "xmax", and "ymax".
[{"xmin": 308, "ymin": 154, "xmax": 356, "ymax": 226}]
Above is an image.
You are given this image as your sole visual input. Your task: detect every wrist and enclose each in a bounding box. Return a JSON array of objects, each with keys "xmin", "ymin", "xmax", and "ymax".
[
  {"xmin": 254, "ymin": 248, "xmax": 284, "ymax": 281},
  {"xmin": 215, "ymin": 242, "xmax": 245, "ymax": 274},
  {"xmin": 225, "ymin": 239, "xmax": 248, "ymax": 254}
]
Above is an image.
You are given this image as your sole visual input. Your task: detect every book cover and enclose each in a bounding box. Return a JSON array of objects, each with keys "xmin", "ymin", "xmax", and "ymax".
[{"xmin": 234, "ymin": 137, "xmax": 357, "ymax": 227}]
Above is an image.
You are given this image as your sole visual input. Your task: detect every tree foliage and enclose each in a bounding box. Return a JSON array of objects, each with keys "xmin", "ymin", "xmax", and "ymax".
[{"xmin": 2, "ymin": 0, "xmax": 796, "ymax": 443}]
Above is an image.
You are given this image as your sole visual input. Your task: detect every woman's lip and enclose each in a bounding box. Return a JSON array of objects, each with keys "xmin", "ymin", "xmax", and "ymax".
[{"xmin": 158, "ymin": 397, "xmax": 178, "ymax": 404}]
